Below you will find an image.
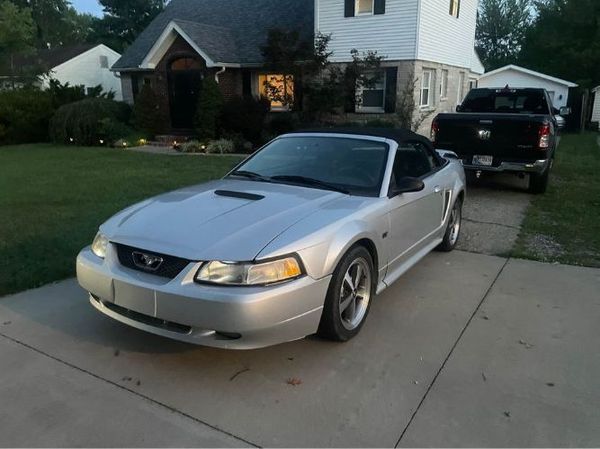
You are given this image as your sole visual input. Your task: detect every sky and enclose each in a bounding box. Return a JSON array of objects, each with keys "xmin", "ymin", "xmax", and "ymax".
[{"xmin": 70, "ymin": 0, "xmax": 103, "ymax": 16}]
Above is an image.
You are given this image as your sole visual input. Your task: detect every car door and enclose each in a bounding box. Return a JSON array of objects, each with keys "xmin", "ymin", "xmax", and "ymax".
[{"xmin": 384, "ymin": 140, "xmax": 447, "ymax": 281}]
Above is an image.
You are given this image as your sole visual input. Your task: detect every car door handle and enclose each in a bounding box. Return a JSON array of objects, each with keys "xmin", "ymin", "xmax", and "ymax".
[{"xmin": 434, "ymin": 186, "xmax": 442, "ymax": 193}]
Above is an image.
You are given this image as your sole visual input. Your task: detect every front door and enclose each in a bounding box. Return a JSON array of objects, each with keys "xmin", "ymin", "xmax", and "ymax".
[{"xmin": 167, "ymin": 56, "xmax": 204, "ymax": 129}]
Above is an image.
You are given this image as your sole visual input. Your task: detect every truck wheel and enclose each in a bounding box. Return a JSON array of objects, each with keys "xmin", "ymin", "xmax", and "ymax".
[{"xmin": 528, "ymin": 169, "xmax": 550, "ymax": 194}]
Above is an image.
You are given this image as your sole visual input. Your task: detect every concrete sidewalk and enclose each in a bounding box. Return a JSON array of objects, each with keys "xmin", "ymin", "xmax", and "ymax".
[{"xmin": 0, "ymin": 251, "xmax": 599, "ymax": 447}]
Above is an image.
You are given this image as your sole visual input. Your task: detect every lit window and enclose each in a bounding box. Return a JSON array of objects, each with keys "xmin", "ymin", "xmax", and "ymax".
[
  {"xmin": 357, "ymin": 71, "xmax": 386, "ymax": 112},
  {"xmin": 259, "ymin": 74, "xmax": 294, "ymax": 110},
  {"xmin": 420, "ymin": 69, "xmax": 433, "ymax": 107},
  {"xmin": 356, "ymin": 0, "xmax": 374, "ymax": 15},
  {"xmin": 449, "ymin": 0, "xmax": 460, "ymax": 18},
  {"xmin": 99, "ymin": 55, "xmax": 109, "ymax": 68},
  {"xmin": 440, "ymin": 69, "xmax": 448, "ymax": 99}
]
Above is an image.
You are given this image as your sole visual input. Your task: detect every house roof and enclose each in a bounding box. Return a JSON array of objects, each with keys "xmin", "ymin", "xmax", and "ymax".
[
  {"xmin": 479, "ymin": 65, "xmax": 578, "ymax": 88},
  {"xmin": 112, "ymin": 0, "xmax": 314, "ymax": 70},
  {"xmin": 7, "ymin": 44, "xmax": 98, "ymax": 73}
]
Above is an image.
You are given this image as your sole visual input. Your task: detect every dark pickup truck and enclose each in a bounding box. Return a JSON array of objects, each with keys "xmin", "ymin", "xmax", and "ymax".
[{"xmin": 431, "ymin": 87, "xmax": 567, "ymax": 193}]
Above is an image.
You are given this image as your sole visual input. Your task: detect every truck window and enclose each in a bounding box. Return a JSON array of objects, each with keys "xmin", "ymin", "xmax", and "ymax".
[{"xmin": 461, "ymin": 89, "xmax": 549, "ymax": 114}]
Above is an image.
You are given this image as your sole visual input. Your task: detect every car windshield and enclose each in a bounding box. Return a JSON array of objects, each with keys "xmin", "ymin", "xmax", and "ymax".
[
  {"xmin": 461, "ymin": 89, "xmax": 549, "ymax": 114},
  {"xmin": 229, "ymin": 136, "xmax": 390, "ymax": 197}
]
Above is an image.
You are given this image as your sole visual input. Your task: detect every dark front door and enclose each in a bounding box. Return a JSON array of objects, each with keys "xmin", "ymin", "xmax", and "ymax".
[{"xmin": 167, "ymin": 56, "xmax": 204, "ymax": 129}]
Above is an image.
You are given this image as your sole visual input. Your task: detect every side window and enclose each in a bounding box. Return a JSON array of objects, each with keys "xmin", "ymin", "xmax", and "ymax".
[{"xmin": 393, "ymin": 141, "xmax": 438, "ymax": 181}]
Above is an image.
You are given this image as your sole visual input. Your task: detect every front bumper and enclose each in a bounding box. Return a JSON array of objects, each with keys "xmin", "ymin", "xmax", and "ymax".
[
  {"xmin": 462, "ymin": 159, "xmax": 550, "ymax": 174},
  {"xmin": 76, "ymin": 246, "xmax": 330, "ymax": 349}
]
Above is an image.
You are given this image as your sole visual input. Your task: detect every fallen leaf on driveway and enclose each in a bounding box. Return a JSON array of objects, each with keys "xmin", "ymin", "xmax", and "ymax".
[
  {"xmin": 482, "ymin": 372, "xmax": 487, "ymax": 382},
  {"xmin": 286, "ymin": 377, "xmax": 302, "ymax": 386},
  {"xmin": 114, "ymin": 349, "xmax": 120, "ymax": 357},
  {"xmin": 518, "ymin": 339, "xmax": 534, "ymax": 349},
  {"xmin": 503, "ymin": 411, "xmax": 511, "ymax": 418}
]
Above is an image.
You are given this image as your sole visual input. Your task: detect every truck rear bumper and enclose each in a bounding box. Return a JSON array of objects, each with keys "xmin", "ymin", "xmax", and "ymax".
[{"xmin": 462, "ymin": 159, "xmax": 550, "ymax": 174}]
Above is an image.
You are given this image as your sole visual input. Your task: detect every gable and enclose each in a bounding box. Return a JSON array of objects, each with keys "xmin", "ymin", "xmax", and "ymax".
[{"xmin": 113, "ymin": 0, "xmax": 314, "ymax": 70}]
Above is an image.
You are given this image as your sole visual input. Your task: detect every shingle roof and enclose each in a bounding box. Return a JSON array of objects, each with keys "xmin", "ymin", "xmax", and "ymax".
[
  {"xmin": 8, "ymin": 44, "xmax": 97, "ymax": 72},
  {"xmin": 112, "ymin": 0, "xmax": 314, "ymax": 70}
]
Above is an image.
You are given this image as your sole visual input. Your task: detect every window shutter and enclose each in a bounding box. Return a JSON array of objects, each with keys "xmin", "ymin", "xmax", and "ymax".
[
  {"xmin": 242, "ymin": 70, "xmax": 252, "ymax": 97},
  {"xmin": 374, "ymin": 0, "xmax": 386, "ymax": 15},
  {"xmin": 344, "ymin": 0, "xmax": 355, "ymax": 17},
  {"xmin": 384, "ymin": 67, "xmax": 398, "ymax": 113}
]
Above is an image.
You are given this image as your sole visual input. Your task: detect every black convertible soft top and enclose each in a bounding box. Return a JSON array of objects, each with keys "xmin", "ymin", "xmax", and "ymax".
[{"xmin": 289, "ymin": 127, "xmax": 430, "ymax": 146}]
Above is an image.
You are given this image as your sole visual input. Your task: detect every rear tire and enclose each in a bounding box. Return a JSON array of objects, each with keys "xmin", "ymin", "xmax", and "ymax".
[
  {"xmin": 437, "ymin": 197, "xmax": 463, "ymax": 252},
  {"xmin": 528, "ymin": 169, "xmax": 550, "ymax": 194},
  {"xmin": 318, "ymin": 246, "xmax": 375, "ymax": 342}
]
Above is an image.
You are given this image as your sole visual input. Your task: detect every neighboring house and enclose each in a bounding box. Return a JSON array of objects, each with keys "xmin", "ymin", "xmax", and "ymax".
[
  {"xmin": 112, "ymin": 0, "xmax": 482, "ymax": 132},
  {"xmin": 591, "ymin": 86, "xmax": 600, "ymax": 127},
  {"xmin": 477, "ymin": 65, "xmax": 578, "ymax": 109},
  {"xmin": 1, "ymin": 44, "xmax": 123, "ymax": 100}
]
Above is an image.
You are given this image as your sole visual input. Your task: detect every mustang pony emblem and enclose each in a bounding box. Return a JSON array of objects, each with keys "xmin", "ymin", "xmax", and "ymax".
[
  {"xmin": 132, "ymin": 252, "xmax": 164, "ymax": 271},
  {"xmin": 477, "ymin": 129, "xmax": 492, "ymax": 140}
]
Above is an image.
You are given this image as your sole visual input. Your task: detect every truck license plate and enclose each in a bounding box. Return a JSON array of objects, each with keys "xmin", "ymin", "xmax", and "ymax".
[{"xmin": 473, "ymin": 155, "xmax": 493, "ymax": 166}]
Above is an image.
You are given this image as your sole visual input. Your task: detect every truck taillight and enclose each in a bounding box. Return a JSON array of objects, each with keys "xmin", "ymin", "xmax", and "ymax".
[
  {"xmin": 538, "ymin": 123, "xmax": 551, "ymax": 149},
  {"xmin": 431, "ymin": 119, "xmax": 439, "ymax": 142}
]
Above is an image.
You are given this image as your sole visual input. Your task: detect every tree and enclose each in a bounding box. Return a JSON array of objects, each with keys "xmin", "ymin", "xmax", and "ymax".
[
  {"xmin": 0, "ymin": 1, "xmax": 35, "ymax": 84},
  {"xmin": 132, "ymin": 84, "xmax": 165, "ymax": 137},
  {"xmin": 519, "ymin": 0, "xmax": 600, "ymax": 88},
  {"xmin": 476, "ymin": 0, "xmax": 532, "ymax": 70},
  {"xmin": 195, "ymin": 77, "xmax": 224, "ymax": 139},
  {"xmin": 96, "ymin": 0, "xmax": 165, "ymax": 50}
]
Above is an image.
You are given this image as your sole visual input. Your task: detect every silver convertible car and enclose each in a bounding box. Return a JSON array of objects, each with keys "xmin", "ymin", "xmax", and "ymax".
[{"xmin": 77, "ymin": 129, "xmax": 465, "ymax": 349}]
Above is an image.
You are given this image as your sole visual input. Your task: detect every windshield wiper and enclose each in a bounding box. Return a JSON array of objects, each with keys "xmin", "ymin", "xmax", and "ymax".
[
  {"xmin": 229, "ymin": 170, "xmax": 272, "ymax": 182},
  {"xmin": 270, "ymin": 175, "xmax": 350, "ymax": 194}
]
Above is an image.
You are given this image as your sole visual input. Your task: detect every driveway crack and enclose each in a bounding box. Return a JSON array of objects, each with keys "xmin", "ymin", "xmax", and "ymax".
[
  {"xmin": 0, "ymin": 331, "xmax": 261, "ymax": 448},
  {"xmin": 394, "ymin": 257, "xmax": 511, "ymax": 448},
  {"xmin": 463, "ymin": 217, "xmax": 521, "ymax": 230}
]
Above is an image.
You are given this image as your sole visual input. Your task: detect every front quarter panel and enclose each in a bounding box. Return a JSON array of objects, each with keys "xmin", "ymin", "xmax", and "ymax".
[{"xmin": 257, "ymin": 196, "xmax": 390, "ymax": 282}]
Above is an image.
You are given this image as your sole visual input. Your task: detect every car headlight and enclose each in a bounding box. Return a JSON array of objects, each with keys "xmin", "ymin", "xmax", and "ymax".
[
  {"xmin": 195, "ymin": 256, "xmax": 303, "ymax": 286},
  {"xmin": 91, "ymin": 233, "xmax": 109, "ymax": 259}
]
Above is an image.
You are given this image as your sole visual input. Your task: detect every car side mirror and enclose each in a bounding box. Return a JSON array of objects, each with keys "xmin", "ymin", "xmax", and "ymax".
[
  {"xmin": 559, "ymin": 106, "xmax": 571, "ymax": 116},
  {"xmin": 389, "ymin": 177, "xmax": 425, "ymax": 198}
]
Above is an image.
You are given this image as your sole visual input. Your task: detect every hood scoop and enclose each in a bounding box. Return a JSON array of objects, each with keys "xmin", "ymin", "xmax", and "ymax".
[{"xmin": 214, "ymin": 190, "xmax": 264, "ymax": 201}]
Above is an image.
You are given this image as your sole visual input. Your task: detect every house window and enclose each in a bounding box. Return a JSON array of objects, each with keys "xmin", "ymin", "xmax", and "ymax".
[
  {"xmin": 356, "ymin": 0, "xmax": 374, "ymax": 15},
  {"xmin": 420, "ymin": 69, "xmax": 434, "ymax": 107},
  {"xmin": 99, "ymin": 55, "xmax": 109, "ymax": 68},
  {"xmin": 440, "ymin": 69, "xmax": 449, "ymax": 99},
  {"xmin": 468, "ymin": 78, "xmax": 478, "ymax": 92},
  {"xmin": 357, "ymin": 71, "xmax": 386, "ymax": 112},
  {"xmin": 259, "ymin": 74, "xmax": 294, "ymax": 110},
  {"xmin": 457, "ymin": 71, "xmax": 465, "ymax": 104},
  {"xmin": 449, "ymin": 0, "xmax": 460, "ymax": 17}
]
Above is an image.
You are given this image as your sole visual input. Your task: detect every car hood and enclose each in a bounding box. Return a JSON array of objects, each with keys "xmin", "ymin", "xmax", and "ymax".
[{"xmin": 100, "ymin": 179, "xmax": 345, "ymax": 261}]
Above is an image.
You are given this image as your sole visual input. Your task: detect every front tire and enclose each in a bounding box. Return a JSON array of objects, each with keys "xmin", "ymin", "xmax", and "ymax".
[
  {"xmin": 318, "ymin": 246, "xmax": 375, "ymax": 341},
  {"xmin": 437, "ymin": 197, "xmax": 463, "ymax": 252}
]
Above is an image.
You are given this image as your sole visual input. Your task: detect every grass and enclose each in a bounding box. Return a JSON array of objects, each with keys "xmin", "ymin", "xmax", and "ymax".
[
  {"xmin": 0, "ymin": 144, "xmax": 242, "ymax": 297},
  {"xmin": 513, "ymin": 132, "xmax": 600, "ymax": 268}
]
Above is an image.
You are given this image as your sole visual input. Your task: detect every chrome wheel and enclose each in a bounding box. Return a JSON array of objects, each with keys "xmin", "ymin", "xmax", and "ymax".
[
  {"xmin": 448, "ymin": 202, "xmax": 461, "ymax": 246},
  {"xmin": 339, "ymin": 257, "xmax": 372, "ymax": 331}
]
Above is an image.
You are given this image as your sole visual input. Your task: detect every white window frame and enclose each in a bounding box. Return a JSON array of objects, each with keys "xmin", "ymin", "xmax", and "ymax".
[
  {"xmin": 420, "ymin": 69, "xmax": 434, "ymax": 108},
  {"xmin": 99, "ymin": 55, "xmax": 109, "ymax": 69},
  {"xmin": 356, "ymin": 70, "xmax": 386, "ymax": 113},
  {"xmin": 355, "ymin": 0, "xmax": 374, "ymax": 16},
  {"xmin": 457, "ymin": 71, "xmax": 465, "ymax": 104},
  {"xmin": 440, "ymin": 69, "xmax": 449, "ymax": 100}
]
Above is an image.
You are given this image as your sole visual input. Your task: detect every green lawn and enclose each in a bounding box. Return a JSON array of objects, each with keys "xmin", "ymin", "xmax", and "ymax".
[
  {"xmin": 0, "ymin": 144, "xmax": 241, "ymax": 297},
  {"xmin": 513, "ymin": 132, "xmax": 600, "ymax": 268}
]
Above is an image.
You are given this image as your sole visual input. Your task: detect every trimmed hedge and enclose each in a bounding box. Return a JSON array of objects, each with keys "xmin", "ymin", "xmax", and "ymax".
[
  {"xmin": 0, "ymin": 88, "xmax": 54, "ymax": 144},
  {"xmin": 50, "ymin": 98, "xmax": 131, "ymax": 146}
]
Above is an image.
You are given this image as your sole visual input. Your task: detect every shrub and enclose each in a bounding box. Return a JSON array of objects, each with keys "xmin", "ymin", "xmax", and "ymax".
[
  {"xmin": 221, "ymin": 95, "xmax": 270, "ymax": 144},
  {"xmin": 195, "ymin": 77, "xmax": 224, "ymax": 139},
  {"xmin": 364, "ymin": 119, "xmax": 396, "ymax": 128},
  {"xmin": 132, "ymin": 84, "xmax": 165, "ymax": 137},
  {"xmin": 0, "ymin": 88, "xmax": 54, "ymax": 144},
  {"xmin": 50, "ymin": 98, "xmax": 131, "ymax": 146},
  {"xmin": 206, "ymin": 138, "xmax": 235, "ymax": 154},
  {"xmin": 180, "ymin": 140, "xmax": 207, "ymax": 153}
]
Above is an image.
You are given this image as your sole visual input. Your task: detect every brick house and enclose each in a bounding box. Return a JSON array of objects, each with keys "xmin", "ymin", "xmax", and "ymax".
[{"xmin": 112, "ymin": 0, "xmax": 484, "ymax": 133}]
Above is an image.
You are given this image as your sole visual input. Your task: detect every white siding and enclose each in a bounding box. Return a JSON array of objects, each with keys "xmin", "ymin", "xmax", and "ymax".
[
  {"xmin": 316, "ymin": 0, "xmax": 419, "ymax": 62},
  {"xmin": 41, "ymin": 45, "xmax": 123, "ymax": 101},
  {"xmin": 478, "ymin": 69, "xmax": 572, "ymax": 108},
  {"xmin": 591, "ymin": 89, "xmax": 600, "ymax": 124},
  {"xmin": 417, "ymin": 0, "xmax": 478, "ymax": 69}
]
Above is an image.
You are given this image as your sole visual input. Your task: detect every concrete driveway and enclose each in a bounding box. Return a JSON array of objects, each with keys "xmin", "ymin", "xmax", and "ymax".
[{"xmin": 1, "ymin": 250, "xmax": 599, "ymax": 447}]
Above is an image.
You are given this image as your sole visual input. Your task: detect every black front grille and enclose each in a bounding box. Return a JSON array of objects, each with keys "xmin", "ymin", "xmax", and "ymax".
[
  {"xmin": 115, "ymin": 243, "xmax": 193, "ymax": 279},
  {"xmin": 99, "ymin": 299, "xmax": 192, "ymax": 334}
]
